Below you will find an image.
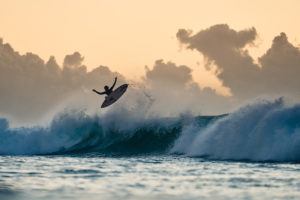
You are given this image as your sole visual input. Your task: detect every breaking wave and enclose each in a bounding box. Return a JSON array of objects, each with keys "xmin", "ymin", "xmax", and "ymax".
[
  {"xmin": 0, "ymin": 108, "xmax": 217, "ymax": 155},
  {"xmin": 171, "ymin": 98, "xmax": 300, "ymax": 162},
  {"xmin": 0, "ymin": 98, "xmax": 300, "ymax": 162}
]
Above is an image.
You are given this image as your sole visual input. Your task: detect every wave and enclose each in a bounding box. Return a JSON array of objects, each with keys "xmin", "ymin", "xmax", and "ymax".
[
  {"xmin": 0, "ymin": 108, "xmax": 218, "ymax": 155},
  {"xmin": 1, "ymin": 98, "xmax": 300, "ymax": 162},
  {"xmin": 171, "ymin": 98, "xmax": 300, "ymax": 162}
]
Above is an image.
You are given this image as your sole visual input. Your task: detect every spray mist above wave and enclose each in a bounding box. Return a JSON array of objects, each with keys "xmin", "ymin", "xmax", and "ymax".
[{"xmin": 171, "ymin": 98, "xmax": 300, "ymax": 161}]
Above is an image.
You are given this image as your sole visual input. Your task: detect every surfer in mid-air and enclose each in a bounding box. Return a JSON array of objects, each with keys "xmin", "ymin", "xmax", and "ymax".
[
  {"xmin": 92, "ymin": 77, "xmax": 117, "ymax": 96},
  {"xmin": 92, "ymin": 77, "xmax": 128, "ymax": 108}
]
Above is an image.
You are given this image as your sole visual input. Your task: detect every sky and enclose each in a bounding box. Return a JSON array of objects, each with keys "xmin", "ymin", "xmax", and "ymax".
[
  {"xmin": 1, "ymin": 0, "xmax": 300, "ymax": 125},
  {"xmin": 1, "ymin": 0, "xmax": 300, "ymax": 90}
]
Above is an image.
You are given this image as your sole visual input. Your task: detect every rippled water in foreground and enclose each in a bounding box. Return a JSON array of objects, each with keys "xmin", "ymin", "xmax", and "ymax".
[{"xmin": 0, "ymin": 155, "xmax": 299, "ymax": 200}]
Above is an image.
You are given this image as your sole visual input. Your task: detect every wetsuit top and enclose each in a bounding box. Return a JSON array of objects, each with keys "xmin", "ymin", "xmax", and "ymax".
[
  {"xmin": 92, "ymin": 77, "xmax": 117, "ymax": 96},
  {"xmin": 104, "ymin": 87, "xmax": 113, "ymax": 95}
]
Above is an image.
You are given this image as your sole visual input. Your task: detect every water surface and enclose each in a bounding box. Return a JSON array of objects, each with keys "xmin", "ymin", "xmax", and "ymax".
[{"xmin": 1, "ymin": 155, "xmax": 299, "ymax": 200}]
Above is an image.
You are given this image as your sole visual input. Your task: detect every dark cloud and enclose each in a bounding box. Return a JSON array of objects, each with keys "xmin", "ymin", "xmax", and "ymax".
[
  {"xmin": 0, "ymin": 39, "xmax": 124, "ymax": 124},
  {"xmin": 177, "ymin": 24, "xmax": 300, "ymax": 100}
]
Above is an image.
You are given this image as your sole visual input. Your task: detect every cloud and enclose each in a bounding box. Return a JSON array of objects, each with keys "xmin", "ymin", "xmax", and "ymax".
[
  {"xmin": 177, "ymin": 24, "xmax": 260, "ymax": 99},
  {"xmin": 177, "ymin": 24, "xmax": 300, "ymax": 100},
  {"xmin": 63, "ymin": 52, "xmax": 84, "ymax": 68},
  {"xmin": 0, "ymin": 36, "xmax": 232, "ymax": 125},
  {"xmin": 143, "ymin": 60, "xmax": 232, "ymax": 116},
  {"xmin": 0, "ymin": 39, "xmax": 124, "ymax": 125},
  {"xmin": 145, "ymin": 59, "xmax": 192, "ymax": 89},
  {"xmin": 258, "ymin": 33, "xmax": 300, "ymax": 95},
  {"xmin": 4, "ymin": 23, "xmax": 298, "ymax": 125}
]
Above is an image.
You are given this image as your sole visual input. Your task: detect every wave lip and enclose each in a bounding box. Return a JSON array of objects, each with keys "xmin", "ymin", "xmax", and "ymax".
[{"xmin": 172, "ymin": 99, "xmax": 300, "ymax": 162}]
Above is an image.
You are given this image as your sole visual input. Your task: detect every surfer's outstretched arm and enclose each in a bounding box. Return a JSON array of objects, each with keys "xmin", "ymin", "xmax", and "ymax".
[
  {"xmin": 92, "ymin": 89, "xmax": 106, "ymax": 95},
  {"xmin": 110, "ymin": 77, "xmax": 117, "ymax": 90}
]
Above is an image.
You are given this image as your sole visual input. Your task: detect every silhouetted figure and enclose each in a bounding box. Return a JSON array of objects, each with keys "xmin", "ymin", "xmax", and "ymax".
[{"xmin": 92, "ymin": 77, "xmax": 117, "ymax": 96}]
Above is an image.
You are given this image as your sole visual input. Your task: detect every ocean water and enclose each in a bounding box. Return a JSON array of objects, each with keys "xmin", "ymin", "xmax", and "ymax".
[
  {"xmin": 1, "ymin": 155, "xmax": 300, "ymax": 200},
  {"xmin": 1, "ymin": 99, "xmax": 300, "ymax": 199}
]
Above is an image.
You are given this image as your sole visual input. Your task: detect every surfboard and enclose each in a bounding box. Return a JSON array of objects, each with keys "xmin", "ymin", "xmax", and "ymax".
[{"xmin": 101, "ymin": 84, "xmax": 128, "ymax": 108}]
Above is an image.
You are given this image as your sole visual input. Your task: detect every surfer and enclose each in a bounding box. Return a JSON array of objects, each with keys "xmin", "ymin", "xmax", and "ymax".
[
  {"xmin": 92, "ymin": 77, "xmax": 128, "ymax": 108},
  {"xmin": 92, "ymin": 77, "xmax": 117, "ymax": 96}
]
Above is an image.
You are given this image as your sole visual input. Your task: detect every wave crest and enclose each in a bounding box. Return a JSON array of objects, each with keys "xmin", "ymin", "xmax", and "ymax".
[{"xmin": 172, "ymin": 99, "xmax": 300, "ymax": 161}]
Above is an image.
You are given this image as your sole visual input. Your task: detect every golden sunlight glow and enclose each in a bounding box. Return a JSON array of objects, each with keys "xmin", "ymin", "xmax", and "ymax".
[{"xmin": 1, "ymin": 0, "xmax": 300, "ymax": 94}]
